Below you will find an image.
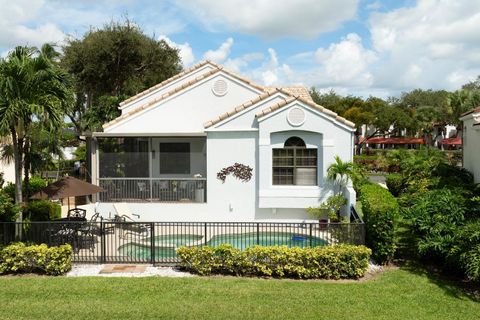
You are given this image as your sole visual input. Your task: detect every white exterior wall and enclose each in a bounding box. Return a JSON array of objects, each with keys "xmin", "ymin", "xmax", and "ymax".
[
  {"xmin": 257, "ymin": 102, "xmax": 355, "ymax": 215},
  {"xmin": 105, "ymin": 73, "xmax": 262, "ymax": 134},
  {"xmin": 0, "ymin": 161, "xmax": 15, "ymax": 184},
  {"xmin": 92, "ymin": 65, "xmax": 356, "ymax": 222},
  {"xmin": 120, "ymin": 64, "xmax": 216, "ymax": 114},
  {"xmin": 462, "ymin": 114, "xmax": 480, "ymax": 183}
]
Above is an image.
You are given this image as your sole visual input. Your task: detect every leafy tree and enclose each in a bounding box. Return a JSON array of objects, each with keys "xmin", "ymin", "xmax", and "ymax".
[
  {"xmin": 309, "ymin": 88, "xmax": 343, "ymax": 113},
  {"xmin": 61, "ymin": 19, "xmax": 182, "ymax": 134},
  {"xmin": 0, "ymin": 46, "xmax": 71, "ymax": 225},
  {"xmin": 82, "ymin": 95, "xmax": 125, "ymax": 131}
]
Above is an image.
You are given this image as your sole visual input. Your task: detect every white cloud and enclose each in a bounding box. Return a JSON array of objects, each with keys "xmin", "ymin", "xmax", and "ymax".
[
  {"xmin": 314, "ymin": 33, "xmax": 377, "ymax": 86},
  {"xmin": 203, "ymin": 37, "xmax": 234, "ymax": 62},
  {"xmin": 177, "ymin": 0, "xmax": 358, "ymax": 39},
  {"xmin": 223, "ymin": 52, "xmax": 264, "ymax": 73},
  {"xmin": 247, "ymin": 48, "xmax": 294, "ymax": 86},
  {"xmin": 159, "ymin": 35, "xmax": 195, "ymax": 66},
  {"xmin": 368, "ymin": 0, "xmax": 480, "ymax": 91},
  {"xmin": 366, "ymin": 1, "xmax": 382, "ymax": 11},
  {"xmin": 0, "ymin": 0, "xmax": 65, "ymax": 48}
]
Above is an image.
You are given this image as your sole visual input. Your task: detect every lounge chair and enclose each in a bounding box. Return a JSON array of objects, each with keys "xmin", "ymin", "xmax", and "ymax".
[{"xmin": 112, "ymin": 203, "xmax": 150, "ymax": 240}]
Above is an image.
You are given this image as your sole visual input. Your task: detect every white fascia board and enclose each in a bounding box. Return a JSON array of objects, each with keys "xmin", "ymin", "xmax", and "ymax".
[
  {"xmin": 119, "ymin": 64, "xmax": 216, "ymax": 111},
  {"xmin": 207, "ymin": 92, "xmax": 289, "ymax": 130},
  {"xmin": 93, "ymin": 132, "xmax": 207, "ymax": 137},
  {"xmin": 105, "ymin": 71, "xmax": 264, "ymax": 133},
  {"xmin": 204, "ymin": 128, "xmax": 259, "ymax": 132},
  {"xmin": 460, "ymin": 111, "xmax": 480, "ymax": 122},
  {"xmin": 256, "ymin": 100, "xmax": 356, "ymax": 132}
]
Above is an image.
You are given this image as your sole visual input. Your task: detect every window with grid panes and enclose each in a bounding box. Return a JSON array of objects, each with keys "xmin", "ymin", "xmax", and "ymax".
[{"xmin": 272, "ymin": 137, "xmax": 317, "ymax": 185}]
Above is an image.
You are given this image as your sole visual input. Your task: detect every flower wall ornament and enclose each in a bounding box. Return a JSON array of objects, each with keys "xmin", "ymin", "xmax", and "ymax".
[{"xmin": 217, "ymin": 163, "xmax": 253, "ymax": 183}]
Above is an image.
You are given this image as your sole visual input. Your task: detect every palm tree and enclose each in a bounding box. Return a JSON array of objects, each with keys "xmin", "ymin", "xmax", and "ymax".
[
  {"xmin": 327, "ymin": 156, "xmax": 354, "ymax": 194},
  {"xmin": 0, "ymin": 45, "xmax": 71, "ymax": 229}
]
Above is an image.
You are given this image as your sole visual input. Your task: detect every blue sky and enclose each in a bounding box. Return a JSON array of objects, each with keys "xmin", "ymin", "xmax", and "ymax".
[{"xmin": 1, "ymin": 0, "xmax": 479, "ymax": 97}]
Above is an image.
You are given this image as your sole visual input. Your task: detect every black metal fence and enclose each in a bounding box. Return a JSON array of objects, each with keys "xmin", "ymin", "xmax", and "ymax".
[{"xmin": 0, "ymin": 221, "xmax": 365, "ymax": 265}]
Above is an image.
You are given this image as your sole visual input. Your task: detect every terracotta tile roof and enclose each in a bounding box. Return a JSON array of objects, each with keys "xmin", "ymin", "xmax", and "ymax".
[
  {"xmin": 120, "ymin": 61, "xmax": 213, "ymax": 107},
  {"xmin": 203, "ymin": 89, "xmax": 282, "ymax": 128},
  {"xmin": 255, "ymin": 92, "xmax": 355, "ymax": 128},
  {"xmin": 119, "ymin": 60, "xmax": 266, "ymax": 107},
  {"xmin": 461, "ymin": 106, "xmax": 480, "ymax": 117},
  {"xmin": 206, "ymin": 61, "xmax": 267, "ymax": 92},
  {"xmin": 107, "ymin": 60, "xmax": 352, "ymax": 131},
  {"xmin": 204, "ymin": 86, "xmax": 354, "ymax": 129},
  {"xmin": 263, "ymin": 86, "xmax": 314, "ymax": 103},
  {"xmin": 441, "ymin": 137, "xmax": 462, "ymax": 145},
  {"xmin": 359, "ymin": 137, "xmax": 425, "ymax": 145},
  {"xmin": 103, "ymin": 68, "xmax": 221, "ymax": 129}
]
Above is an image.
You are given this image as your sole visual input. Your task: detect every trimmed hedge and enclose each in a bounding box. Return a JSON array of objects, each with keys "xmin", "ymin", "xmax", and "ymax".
[
  {"xmin": 177, "ymin": 244, "xmax": 371, "ymax": 279},
  {"xmin": 0, "ymin": 243, "xmax": 72, "ymax": 276},
  {"xmin": 385, "ymin": 173, "xmax": 404, "ymax": 197},
  {"xmin": 360, "ymin": 183, "xmax": 399, "ymax": 264}
]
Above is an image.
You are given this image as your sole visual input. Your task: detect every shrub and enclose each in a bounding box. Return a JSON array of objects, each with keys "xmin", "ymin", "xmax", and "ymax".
[
  {"xmin": 0, "ymin": 190, "xmax": 19, "ymax": 222},
  {"xmin": 177, "ymin": 244, "xmax": 371, "ymax": 279},
  {"xmin": 2, "ymin": 176, "xmax": 48, "ymax": 200},
  {"xmin": 24, "ymin": 200, "xmax": 61, "ymax": 221},
  {"xmin": 385, "ymin": 173, "xmax": 404, "ymax": 197},
  {"xmin": 451, "ymin": 221, "xmax": 480, "ymax": 281},
  {"xmin": 0, "ymin": 242, "xmax": 72, "ymax": 275},
  {"xmin": 404, "ymin": 188, "xmax": 466, "ymax": 261},
  {"xmin": 360, "ymin": 183, "xmax": 399, "ymax": 264},
  {"xmin": 307, "ymin": 194, "xmax": 347, "ymax": 223}
]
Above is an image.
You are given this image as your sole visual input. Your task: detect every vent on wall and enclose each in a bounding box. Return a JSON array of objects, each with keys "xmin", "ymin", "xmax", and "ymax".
[
  {"xmin": 287, "ymin": 107, "xmax": 306, "ymax": 126},
  {"xmin": 212, "ymin": 79, "xmax": 228, "ymax": 96}
]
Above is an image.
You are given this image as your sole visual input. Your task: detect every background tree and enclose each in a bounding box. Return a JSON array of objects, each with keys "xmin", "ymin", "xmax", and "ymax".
[
  {"xmin": 0, "ymin": 46, "xmax": 71, "ymax": 225},
  {"xmin": 61, "ymin": 19, "xmax": 182, "ymax": 134}
]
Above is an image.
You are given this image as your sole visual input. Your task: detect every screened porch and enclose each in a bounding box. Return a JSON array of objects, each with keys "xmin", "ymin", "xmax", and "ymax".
[{"xmin": 96, "ymin": 137, "xmax": 207, "ymax": 203}]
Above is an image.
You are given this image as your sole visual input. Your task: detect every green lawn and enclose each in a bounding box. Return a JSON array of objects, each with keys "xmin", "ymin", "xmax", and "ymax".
[{"xmin": 1, "ymin": 268, "xmax": 478, "ymax": 320}]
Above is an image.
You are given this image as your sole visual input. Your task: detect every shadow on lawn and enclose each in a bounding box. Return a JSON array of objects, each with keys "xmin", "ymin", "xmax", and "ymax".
[{"xmin": 400, "ymin": 261, "xmax": 480, "ymax": 302}]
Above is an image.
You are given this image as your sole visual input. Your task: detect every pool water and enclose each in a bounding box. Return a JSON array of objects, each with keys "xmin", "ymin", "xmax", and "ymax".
[
  {"xmin": 118, "ymin": 232, "xmax": 327, "ymax": 260},
  {"xmin": 207, "ymin": 232, "xmax": 327, "ymax": 250}
]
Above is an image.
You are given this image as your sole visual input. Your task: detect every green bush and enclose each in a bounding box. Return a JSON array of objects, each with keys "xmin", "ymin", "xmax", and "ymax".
[
  {"xmin": 360, "ymin": 183, "xmax": 399, "ymax": 264},
  {"xmin": 386, "ymin": 173, "xmax": 404, "ymax": 197},
  {"xmin": 2, "ymin": 176, "xmax": 48, "ymax": 200},
  {"xmin": 0, "ymin": 242, "xmax": 72, "ymax": 275},
  {"xmin": 177, "ymin": 244, "xmax": 371, "ymax": 279},
  {"xmin": 0, "ymin": 190, "xmax": 19, "ymax": 222},
  {"xmin": 451, "ymin": 221, "xmax": 480, "ymax": 281},
  {"xmin": 404, "ymin": 188, "xmax": 466, "ymax": 261},
  {"xmin": 24, "ymin": 200, "xmax": 61, "ymax": 221},
  {"xmin": 307, "ymin": 194, "xmax": 347, "ymax": 223}
]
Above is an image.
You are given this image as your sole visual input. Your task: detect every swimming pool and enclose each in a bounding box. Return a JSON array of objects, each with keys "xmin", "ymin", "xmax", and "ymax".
[{"xmin": 118, "ymin": 232, "xmax": 327, "ymax": 260}]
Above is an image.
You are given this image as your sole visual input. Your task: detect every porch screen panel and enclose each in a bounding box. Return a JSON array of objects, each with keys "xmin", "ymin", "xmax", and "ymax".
[
  {"xmin": 98, "ymin": 137, "xmax": 149, "ymax": 177},
  {"xmin": 159, "ymin": 143, "xmax": 190, "ymax": 174}
]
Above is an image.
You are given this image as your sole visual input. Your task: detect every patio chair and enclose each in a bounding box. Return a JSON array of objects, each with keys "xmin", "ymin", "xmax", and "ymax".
[
  {"xmin": 77, "ymin": 216, "xmax": 98, "ymax": 253},
  {"xmin": 112, "ymin": 203, "xmax": 150, "ymax": 240},
  {"xmin": 67, "ymin": 208, "xmax": 87, "ymax": 219}
]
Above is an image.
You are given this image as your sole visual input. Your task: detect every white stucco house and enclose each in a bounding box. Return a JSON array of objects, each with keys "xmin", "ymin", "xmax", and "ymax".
[
  {"xmin": 460, "ymin": 107, "xmax": 480, "ymax": 183},
  {"xmin": 87, "ymin": 61, "xmax": 356, "ymax": 222}
]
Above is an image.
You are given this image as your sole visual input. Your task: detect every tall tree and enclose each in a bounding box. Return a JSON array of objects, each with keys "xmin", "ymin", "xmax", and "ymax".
[
  {"xmin": 0, "ymin": 46, "xmax": 71, "ymax": 226},
  {"xmin": 61, "ymin": 19, "xmax": 182, "ymax": 134}
]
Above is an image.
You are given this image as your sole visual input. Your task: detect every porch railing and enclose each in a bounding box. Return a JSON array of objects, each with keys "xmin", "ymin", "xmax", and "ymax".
[
  {"xmin": 98, "ymin": 178, "xmax": 207, "ymax": 203},
  {"xmin": 0, "ymin": 221, "xmax": 365, "ymax": 265}
]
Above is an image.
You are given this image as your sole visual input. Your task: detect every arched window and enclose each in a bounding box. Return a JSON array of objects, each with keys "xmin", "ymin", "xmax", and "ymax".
[
  {"xmin": 284, "ymin": 136, "xmax": 306, "ymax": 148},
  {"xmin": 272, "ymin": 137, "xmax": 317, "ymax": 185}
]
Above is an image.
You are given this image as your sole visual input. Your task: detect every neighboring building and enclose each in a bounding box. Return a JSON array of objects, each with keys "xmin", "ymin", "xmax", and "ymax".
[
  {"xmin": 88, "ymin": 61, "xmax": 356, "ymax": 222},
  {"xmin": 460, "ymin": 107, "xmax": 480, "ymax": 183},
  {"xmin": 0, "ymin": 161, "xmax": 15, "ymax": 185}
]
